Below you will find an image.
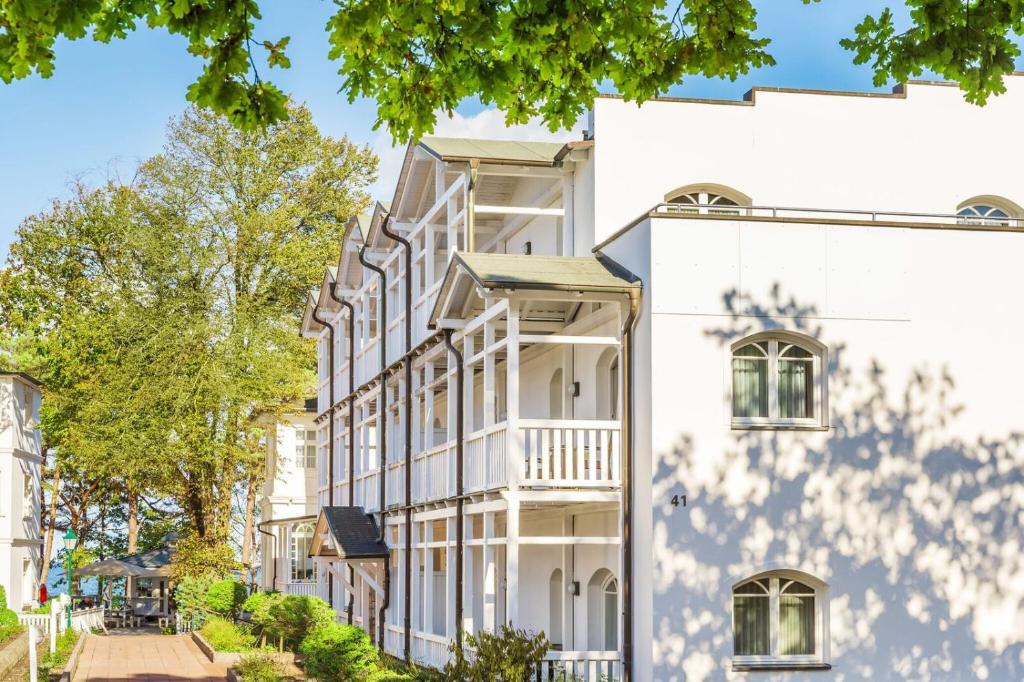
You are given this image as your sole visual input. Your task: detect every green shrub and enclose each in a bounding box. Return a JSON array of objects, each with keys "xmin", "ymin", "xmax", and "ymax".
[
  {"xmin": 175, "ymin": 574, "xmax": 216, "ymax": 627},
  {"xmin": 206, "ymin": 578, "xmax": 248, "ymax": 617},
  {"xmin": 443, "ymin": 625, "xmax": 550, "ymax": 682},
  {"xmin": 267, "ymin": 594, "xmax": 334, "ymax": 650},
  {"xmin": 0, "ymin": 585, "xmax": 16, "ymax": 628},
  {"xmin": 200, "ymin": 617, "xmax": 257, "ymax": 652},
  {"xmin": 31, "ymin": 601, "xmax": 52, "ymax": 614},
  {"xmin": 300, "ymin": 623, "xmax": 379, "ymax": 681},
  {"xmin": 235, "ymin": 652, "xmax": 285, "ymax": 682},
  {"xmin": 242, "ymin": 591, "xmax": 284, "ymax": 642}
]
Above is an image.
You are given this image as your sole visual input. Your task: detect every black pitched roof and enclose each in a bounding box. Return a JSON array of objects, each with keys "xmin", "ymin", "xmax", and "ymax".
[{"xmin": 318, "ymin": 507, "xmax": 390, "ymax": 560}]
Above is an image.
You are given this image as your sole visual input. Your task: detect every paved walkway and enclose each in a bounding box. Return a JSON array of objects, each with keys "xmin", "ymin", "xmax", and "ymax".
[{"xmin": 72, "ymin": 634, "xmax": 228, "ymax": 681}]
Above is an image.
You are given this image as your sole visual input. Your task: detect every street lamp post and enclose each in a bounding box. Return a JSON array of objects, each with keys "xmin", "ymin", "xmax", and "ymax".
[{"xmin": 63, "ymin": 528, "xmax": 78, "ymax": 629}]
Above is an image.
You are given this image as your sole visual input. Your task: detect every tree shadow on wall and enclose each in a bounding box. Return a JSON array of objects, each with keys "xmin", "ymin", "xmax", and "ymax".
[{"xmin": 651, "ymin": 285, "xmax": 1024, "ymax": 681}]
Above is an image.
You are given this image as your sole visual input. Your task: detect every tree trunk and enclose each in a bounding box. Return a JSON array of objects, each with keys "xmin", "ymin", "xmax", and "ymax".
[
  {"xmin": 127, "ymin": 489, "xmax": 140, "ymax": 553},
  {"xmin": 38, "ymin": 461, "xmax": 60, "ymax": 589},
  {"xmin": 240, "ymin": 472, "xmax": 258, "ymax": 588}
]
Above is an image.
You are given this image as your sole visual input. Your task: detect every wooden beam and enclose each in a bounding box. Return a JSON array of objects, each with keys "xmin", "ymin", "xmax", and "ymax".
[{"xmin": 475, "ymin": 205, "xmax": 564, "ymax": 217}]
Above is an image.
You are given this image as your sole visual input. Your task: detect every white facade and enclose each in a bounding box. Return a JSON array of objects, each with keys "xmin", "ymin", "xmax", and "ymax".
[
  {"xmin": 0, "ymin": 372, "xmax": 42, "ymax": 612},
  {"xmin": 303, "ymin": 76, "xmax": 1024, "ymax": 680},
  {"xmin": 258, "ymin": 403, "xmax": 321, "ymax": 596}
]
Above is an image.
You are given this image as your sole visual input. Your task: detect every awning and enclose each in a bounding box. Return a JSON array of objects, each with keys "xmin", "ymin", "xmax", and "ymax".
[{"xmin": 309, "ymin": 507, "xmax": 390, "ymax": 561}]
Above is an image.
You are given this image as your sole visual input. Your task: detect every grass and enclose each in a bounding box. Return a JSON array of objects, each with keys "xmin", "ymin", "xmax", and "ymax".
[
  {"xmin": 38, "ymin": 628, "xmax": 79, "ymax": 678},
  {"xmin": 0, "ymin": 623, "xmax": 24, "ymax": 647}
]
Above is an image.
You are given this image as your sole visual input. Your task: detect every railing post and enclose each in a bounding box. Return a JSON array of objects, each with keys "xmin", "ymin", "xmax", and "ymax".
[
  {"xmin": 506, "ymin": 301, "xmax": 521, "ymax": 491},
  {"xmin": 49, "ymin": 610, "xmax": 57, "ymax": 653},
  {"xmin": 28, "ymin": 624, "xmax": 38, "ymax": 682}
]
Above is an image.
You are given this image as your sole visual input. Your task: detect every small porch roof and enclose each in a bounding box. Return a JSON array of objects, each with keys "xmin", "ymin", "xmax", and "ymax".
[
  {"xmin": 429, "ymin": 252, "xmax": 640, "ymax": 326},
  {"xmin": 309, "ymin": 507, "xmax": 390, "ymax": 560}
]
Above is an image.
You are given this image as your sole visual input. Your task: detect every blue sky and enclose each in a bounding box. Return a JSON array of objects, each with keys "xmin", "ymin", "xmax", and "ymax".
[{"xmin": 0, "ymin": 1, "xmax": 1014, "ymax": 258}]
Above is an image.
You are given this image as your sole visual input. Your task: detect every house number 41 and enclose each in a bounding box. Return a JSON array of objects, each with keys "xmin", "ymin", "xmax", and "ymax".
[{"xmin": 670, "ymin": 494, "xmax": 687, "ymax": 507}]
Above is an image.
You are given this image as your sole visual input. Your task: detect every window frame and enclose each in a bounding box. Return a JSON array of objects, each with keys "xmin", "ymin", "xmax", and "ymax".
[
  {"xmin": 955, "ymin": 196, "xmax": 1022, "ymax": 227},
  {"xmin": 289, "ymin": 522, "xmax": 315, "ymax": 582},
  {"xmin": 729, "ymin": 333, "xmax": 827, "ymax": 430},
  {"xmin": 732, "ymin": 571, "xmax": 828, "ymax": 670}
]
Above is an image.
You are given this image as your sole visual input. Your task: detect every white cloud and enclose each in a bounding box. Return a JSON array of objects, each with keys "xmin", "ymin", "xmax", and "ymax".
[{"xmin": 368, "ymin": 108, "xmax": 586, "ymax": 203}]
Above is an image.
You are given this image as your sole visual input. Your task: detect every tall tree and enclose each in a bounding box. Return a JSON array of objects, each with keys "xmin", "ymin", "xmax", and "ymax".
[
  {"xmin": 2, "ymin": 102, "xmax": 377, "ymax": 573},
  {"xmin": 1, "ymin": 2, "xmax": 1021, "ymax": 138}
]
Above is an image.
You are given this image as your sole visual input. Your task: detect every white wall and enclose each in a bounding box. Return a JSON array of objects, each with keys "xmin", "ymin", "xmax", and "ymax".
[
  {"xmin": 0, "ymin": 376, "xmax": 42, "ymax": 612},
  {"xmin": 613, "ymin": 215, "xmax": 1024, "ymax": 680},
  {"xmin": 589, "ymin": 78, "xmax": 1024, "ymax": 244}
]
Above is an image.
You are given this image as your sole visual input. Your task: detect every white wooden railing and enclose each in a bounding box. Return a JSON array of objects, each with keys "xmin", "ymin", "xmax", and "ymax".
[
  {"xmin": 16, "ymin": 612, "xmax": 53, "ymax": 634},
  {"xmin": 537, "ymin": 651, "xmax": 622, "ymax": 681},
  {"xmin": 69, "ymin": 607, "xmax": 105, "ymax": 633},
  {"xmin": 413, "ymin": 631, "xmax": 452, "ymax": 670},
  {"xmin": 413, "ymin": 443, "xmax": 453, "ymax": 502},
  {"xmin": 284, "ymin": 581, "xmax": 319, "ymax": 597},
  {"xmin": 519, "ymin": 420, "xmax": 621, "ymax": 488},
  {"xmin": 465, "ymin": 423, "xmax": 508, "ymax": 492}
]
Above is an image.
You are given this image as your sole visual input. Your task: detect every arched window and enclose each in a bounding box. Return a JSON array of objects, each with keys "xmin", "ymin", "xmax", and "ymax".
[
  {"xmin": 733, "ymin": 572, "xmax": 826, "ymax": 665},
  {"xmin": 290, "ymin": 523, "xmax": 315, "ymax": 582},
  {"xmin": 587, "ymin": 569, "xmax": 618, "ymax": 651},
  {"xmin": 731, "ymin": 333, "xmax": 826, "ymax": 427},
  {"xmin": 549, "ymin": 368, "xmax": 564, "ymax": 419},
  {"xmin": 956, "ymin": 196, "xmax": 1021, "ymax": 227},
  {"xmin": 596, "ymin": 348, "xmax": 620, "ymax": 420},
  {"xmin": 549, "ymin": 569, "xmax": 563, "ymax": 648},
  {"xmin": 664, "ymin": 184, "xmax": 750, "ymax": 216}
]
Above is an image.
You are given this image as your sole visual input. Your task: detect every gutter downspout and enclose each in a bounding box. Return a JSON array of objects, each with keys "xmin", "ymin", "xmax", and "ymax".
[
  {"xmin": 381, "ymin": 217, "xmax": 414, "ymax": 662},
  {"xmin": 359, "ymin": 246, "xmax": 390, "ymax": 650},
  {"xmin": 443, "ymin": 329, "xmax": 465, "ymax": 651},
  {"xmin": 311, "ymin": 301, "xmax": 336, "ymax": 606},
  {"xmin": 620, "ymin": 288, "xmax": 640, "ymax": 682},
  {"xmin": 256, "ymin": 522, "xmax": 278, "ymax": 592},
  {"xmin": 338, "ymin": 298, "xmax": 357, "ymax": 625}
]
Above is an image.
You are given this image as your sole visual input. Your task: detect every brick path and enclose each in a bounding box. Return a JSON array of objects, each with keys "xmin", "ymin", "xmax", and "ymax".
[{"xmin": 72, "ymin": 634, "xmax": 228, "ymax": 681}]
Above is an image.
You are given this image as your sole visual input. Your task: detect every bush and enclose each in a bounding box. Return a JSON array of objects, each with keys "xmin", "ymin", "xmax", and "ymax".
[
  {"xmin": 443, "ymin": 625, "xmax": 550, "ymax": 682},
  {"xmin": 31, "ymin": 601, "xmax": 52, "ymax": 614},
  {"xmin": 200, "ymin": 617, "xmax": 257, "ymax": 652},
  {"xmin": 205, "ymin": 578, "xmax": 248, "ymax": 617},
  {"xmin": 0, "ymin": 586, "xmax": 18, "ymax": 628},
  {"xmin": 175, "ymin": 574, "xmax": 216, "ymax": 627},
  {"xmin": 300, "ymin": 623, "xmax": 379, "ymax": 681},
  {"xmin": 235, "ymin": 652, "xmax": 286, "ymax": 682},
  {"xmin": 0, "ymin": 624, "xmax": 23, "ymax": 646},
  {"xmin": 267, "ymin": 594, "xmax": 334, "ymax": 650}
]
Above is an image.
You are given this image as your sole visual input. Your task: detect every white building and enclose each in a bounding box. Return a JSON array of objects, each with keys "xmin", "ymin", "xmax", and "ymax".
[
  {"xmin": 0, "ymin": 372, "xmax": 42, "ymax": 612},
  {"xmin": 301, "ymin": 77, "xmax": 1024, "ymax": 680},
  {"xmin": 257, "ymin": 399, "xmax": 321, "ymax": 596}
]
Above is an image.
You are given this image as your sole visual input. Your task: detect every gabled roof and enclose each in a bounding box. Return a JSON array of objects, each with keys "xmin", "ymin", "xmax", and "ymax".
[
  {"xmin": 419, "ymin": 137, "xmax": 567, "ymax": 166},
  {"xmin": 310, "ymin": 507, "xmax": 390, "ymax": 560},
  {"xmin": 300, "ymin": 289, "xmax": 326, "ymax": 337},
  {"xmin": 430, "ymin": 252, "xmax": 640, "ymax": 326},
  {"xmin": 0, "ymin": 371, "xmax": 42, "ymax": 388}
]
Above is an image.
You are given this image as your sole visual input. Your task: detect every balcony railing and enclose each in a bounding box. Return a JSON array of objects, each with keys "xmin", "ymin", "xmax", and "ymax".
[
  {"xmin": 518, "ymin": 420, "xmax": 621, "ymax": 488},
  {"xmin": 537, "ymin": 651, "xmax": 622, "ymax": 681},
  {"xmin": 284, "ymin": 581, "xmax": 320, "ymax": 597},
  {"xmin": 653, "ymin": 202, "xmax": 1024, "ymax": 228}
]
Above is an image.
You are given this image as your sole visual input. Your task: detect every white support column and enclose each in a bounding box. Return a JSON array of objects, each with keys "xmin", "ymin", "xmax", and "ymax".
[
  {"xmin": 562, "ymin": 174, "xmax": 574, "ymax": 256},
  {"xmin": 562, "ymin": 511, "xmax": 572, "ymax": 649},
  {"xmin": 446, "ymin": 349, "xmax": 457, "ymax": 498},
  {"xmin": 424, "ymin": 363, "xmax": 435, "ymax": 449},
  {"xmin": 483, "ymin": 512, "xmax": 496, "ymax": 632},
  {"xmin": 425, "ymin": 224, "xmax": 435, "ymax": 289},
  {"xmin": 423, "ymin": 521, "xmax": 434, "ymax": 635},
  {"xmin": 411, "ymin": 521, "xmax": 422, "ymax": 632},
  {"xmin": 483, "ymin": 319, "xmax": 496, "ymax": 427},
  {"xmin": 445, "ymin": 516, "xmax": 456, "ymax": 638},
  {"xmin": 464, "ymin": 334, "xmax": 475, "ymax": 433},
  {"xmin": 463, "ymin": 512, "xmax": 475, "ymax": 636},
  {"xmin": 506, "ymin": 496, "xmax": 520, "ymax": 626},
  {"xmin": 506, "ymin": 301, "xmax": 521, "ymax": 491}
]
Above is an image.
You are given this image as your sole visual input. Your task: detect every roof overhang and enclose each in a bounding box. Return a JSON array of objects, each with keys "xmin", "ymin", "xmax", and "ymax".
[
  {"xmin": 309, "ymin": 507, "xmax": 389, "ymax": 561},
  {"xmin": 429, "ymin": 252, "xmax": 641, "ymax": 327}
]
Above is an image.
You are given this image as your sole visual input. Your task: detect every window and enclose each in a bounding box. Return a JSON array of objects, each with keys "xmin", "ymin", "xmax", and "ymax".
[
  {"xmin": 596, "ymin": 348, "xmax": 620, "ymax": 420},
  {"xmin": 731, "ymin": 334, "xmax": 825, "ymax": 428},
  {"xmin": 733, "ymin": 573, "xmax": 827, "ymax": 668},
  {"xmin": 956, "ymin": 196, "xmax": 1021, "ymax": 227},
  {"xmin": 549, "ymin": 368, "xmax": 564, "ymax": 419},
  {"xmin": 549, "ymin": 569, "xmax": 563, "ymax": 648},
  {"xmin": 295, "ymin": 429, "xmax": 317, "ymax": 469},
  {"xmin": 587, "ymin": 569, "xmax": 619, "ymax": 651},
  {"xmin": 290, "ymin": 523, "xmax": 315, "ymax": 581},
  {"xmin": 664, "ymin": 185, "xmax": 750, "ymax": 216}
]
